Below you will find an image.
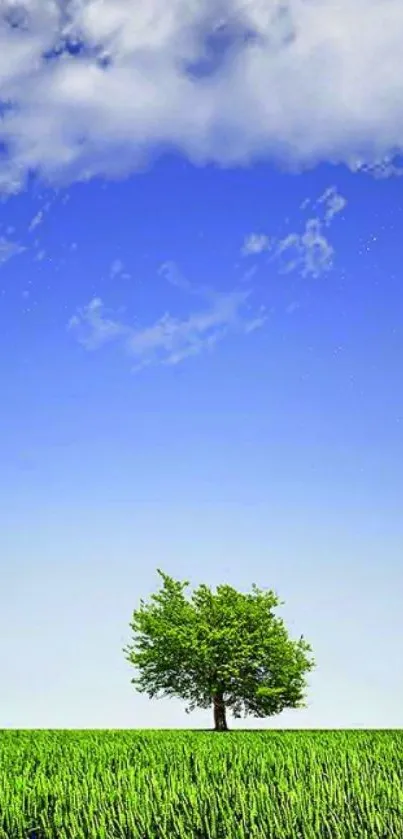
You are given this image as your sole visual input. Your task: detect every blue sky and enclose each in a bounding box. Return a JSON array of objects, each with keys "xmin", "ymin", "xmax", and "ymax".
[{"xmin": 1, "ymin": 0, "xmax": 402, "ymax": 729}]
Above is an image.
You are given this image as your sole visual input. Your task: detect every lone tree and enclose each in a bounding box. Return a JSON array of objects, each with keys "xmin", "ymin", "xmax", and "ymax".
[{"xmin": 123, "ymin": 569, "xmax": 315, "ymax": 732}]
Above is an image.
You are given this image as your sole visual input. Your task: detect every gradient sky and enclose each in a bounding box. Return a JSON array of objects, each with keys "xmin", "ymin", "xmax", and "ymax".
[{"xmin": 1, "ymin": 0, "xmax": 402, "ymax": 730}]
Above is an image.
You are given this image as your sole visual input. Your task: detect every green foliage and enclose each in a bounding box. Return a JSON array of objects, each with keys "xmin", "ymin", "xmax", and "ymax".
[
  {"xmin": 123, "ymin": 569, "xmax": 316, "ymax": 722},
  {"xmin": 1, "ymin": 729, "xmax": 403, "ymax": 838}
]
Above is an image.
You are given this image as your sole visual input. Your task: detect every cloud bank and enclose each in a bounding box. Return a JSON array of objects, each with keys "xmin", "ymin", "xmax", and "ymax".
[{"xmin": 1, "ymin": 0, "xmax": 403, "ymax": 191}]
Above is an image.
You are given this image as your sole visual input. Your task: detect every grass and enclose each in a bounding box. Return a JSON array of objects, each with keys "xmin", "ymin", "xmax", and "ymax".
[{"xmin": 1, "ymin": 729, "xmax": 403, "ymax": 838}]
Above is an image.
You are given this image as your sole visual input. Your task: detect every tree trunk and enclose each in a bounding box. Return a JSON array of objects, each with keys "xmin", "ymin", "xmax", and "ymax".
[{"xmin": 213, "ymin": 693, "xmax": 228, "ymax": 731}]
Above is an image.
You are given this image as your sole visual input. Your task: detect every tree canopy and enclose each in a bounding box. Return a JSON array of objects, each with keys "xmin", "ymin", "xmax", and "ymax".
[{"xmin": 123, "ymin": 569, "xmax": 316, "ymax": 731}]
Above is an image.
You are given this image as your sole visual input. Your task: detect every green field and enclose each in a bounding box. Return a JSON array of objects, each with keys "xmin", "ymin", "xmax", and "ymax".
[{"xmin": 1, "ymin": 729, "xmax": 402, "ymax": 838}]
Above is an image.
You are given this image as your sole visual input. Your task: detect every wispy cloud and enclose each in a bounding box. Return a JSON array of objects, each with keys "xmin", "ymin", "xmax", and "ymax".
[
  {"xmin": 316, "ymin": 186, "xmax": 347, "ymax": 226},
  {"xmin": 275, "ymin": 218, "xmax": 334, "ymax": 279},
  {"xmin": 240, "ymin": 264, "xmax": 258, "ymax": 284},
  {"xmin": 158, "ymin": 261, "xmax": 194, "ymax": 293},
  {"xmin": 275, "ymin": 187, "xmax": 346, "ymax": 277},
  {"xmin": 241, "ymin": 234, "xmax": 271, "ymax": 256},
  {"xmin": 158, "ymin": 260, "xmax": 215, "ymax": 300},
  {"xmin": 28, "ymin": 210, "xmax": 44, "ymax": 232},
  {"xmin": 0, "ymin": 1, "xmax": 403, "ymax": 191},
  {"xmin": 67, "ymin": 298, "xmax": 130, "ymax": 351},
  {"xmin": 127, "ymin": 290, "xmax": 261, "ymax": 368},
  {"xmin": 68, "ymin": 267, "xmax": 266, "ymax": 369},
  {"xmin": 241, "ymin": 185, "xmax": 346, "ymax": 279},
  {"xmin": 28, "ymin": 200, "xmax": 53, "ymax": 232},
  {"xmin": 0, "ymin": 236, "xmax": 25, "ymax": 264}
]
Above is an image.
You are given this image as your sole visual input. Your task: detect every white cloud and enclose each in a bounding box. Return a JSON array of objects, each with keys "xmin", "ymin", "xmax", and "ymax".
[
  {"xmin": 240, "ymin": 185, "xmax": 346, "ymax": 278},
  {"xmin": 128, "ymin": 290, "xmax": 257, "ymax": 367},
  {"xmin": 0, "ymin": 236, "xmax": 25, "ymax": 264},
  {"xmin": 273, "ymin": 187, "xmax": 346, "ymax": 276},
  {"xmin": 68, "ymin": 278, "xmax": 266, "ymax": 368},
  {"xmin": 28, "ymin": 210, "xmax": 44, "ymax": 231},
  {"xmin": 351, "ymin": 158, "xmax": 403, "ymax": 179},
  {"xmin": 28, "ymin": 208, "xmax": 45, "ymax": 232},
  {"xmin": 158, "ymin": 261, "xmax": 193, "ymax": 292},
  {"xmin": 317, "ymin": 185, "xmax": 347, "ymax": 226},
  {"xmin": 158, "ymin": 259, "xmax": 230, "ymax": 304},
  {"xmin": 241, "ymin": 233, "xmax": 271, "ymax": 256},
  {"xmin": 67, "ymin": 297, "xmax": 130, "ymax": 350},
  {"xmin": 28, "ymin": 198, "xmax": 53, "ymax": 232},
  {"xmin": 1, "ymin": 1, "xmax": 403, "ymax": 190},
  {"xmin": 276, "ymin": 218, "xmax": 334, "ymax": 279}
]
